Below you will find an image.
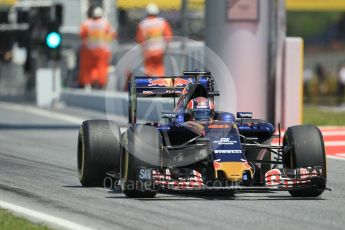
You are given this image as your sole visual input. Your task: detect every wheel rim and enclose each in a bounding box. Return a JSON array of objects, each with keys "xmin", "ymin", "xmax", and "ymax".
[
  {"xmin": 77, "ymin": 130, "xmax": 85, "ymax": 180},
  {"xmin": 120, "ymin": 147, "xmax": 129, "ymax": 191}
]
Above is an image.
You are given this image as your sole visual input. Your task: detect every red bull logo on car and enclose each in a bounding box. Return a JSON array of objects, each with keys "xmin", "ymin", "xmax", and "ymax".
[
  {"xmin": 148, "ymin": 78, "xmax": 192, "ymax": 87},
  {"xmin": 148, "ymin": 78, "xmax": 173, "ymax": 87},
  {"xmin": 173, "ymin": 78, "xmax": 192, "ymax": 87}
]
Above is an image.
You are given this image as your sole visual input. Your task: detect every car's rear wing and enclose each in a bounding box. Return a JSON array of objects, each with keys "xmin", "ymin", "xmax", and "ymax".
[
  {"xmin": 128, "ymin": 71, "xmax": 216, "ymax": 124},
  {"xmin": 132, "ymin": 73, "xmax": 212, "ymax": 97}
]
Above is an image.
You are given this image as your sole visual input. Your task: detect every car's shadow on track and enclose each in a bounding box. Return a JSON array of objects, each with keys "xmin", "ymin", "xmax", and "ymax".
[
  {"xmin": 63, "ymin": 185, "xmax": 326, "ymax": 201},
  {"xmin": 233, "ymin": 195, "xmax": 325, "ymax": 201},
  {"xmin": 66, "ymin": 185, "xmax": 325, "ymax": 201},
  {"xmin": 136, "ymin": 195, "xmax": 325, "ymax": 201},
  {"xmin": 62, "ymin": 185, "xmax": 85, "ymax": 188},
  {"xmin": 105, "ymin": 190, "xmax": 325, "ymax": 201}
]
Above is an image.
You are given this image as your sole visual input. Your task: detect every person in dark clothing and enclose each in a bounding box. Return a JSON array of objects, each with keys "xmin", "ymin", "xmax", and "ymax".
[
  {"xmin": 315, "ymin": 64, "xmax": 328, "ymax": 96},
  {"xmin": 0, "ymin": 31, "xmax": 14, "ymax": 63}
]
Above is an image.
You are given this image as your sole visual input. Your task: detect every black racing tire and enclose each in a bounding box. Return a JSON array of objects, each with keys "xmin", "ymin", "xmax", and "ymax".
[
  {"xmin": 121, "ymin": 125, "xmax": 161, "ymax": 198},
  {"xmin": 78, "ymin": 120, "xmax": 121, "ymax": 187},
  {"xmin": 283, "ymin": 125, "xmax": 326, "ymax": 197}
]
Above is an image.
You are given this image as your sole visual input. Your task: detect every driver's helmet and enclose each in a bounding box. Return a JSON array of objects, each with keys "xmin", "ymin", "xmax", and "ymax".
[{"xmin": 186, "ymin": 97, "xmax": 214, "ymax": 122}]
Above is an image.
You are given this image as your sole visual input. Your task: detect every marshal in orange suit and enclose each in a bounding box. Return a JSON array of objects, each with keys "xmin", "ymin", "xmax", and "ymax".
[
  {"xmin": 136, "ymin": 3, "xmax": 173, "ymax": 77},
  {"xmin": 79, "ymin": 7, "xmax": 117, "ymax": 89}
]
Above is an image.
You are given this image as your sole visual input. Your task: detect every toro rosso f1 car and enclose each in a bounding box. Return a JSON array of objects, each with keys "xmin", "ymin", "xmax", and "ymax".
[{"xmin": 77, "ymin": 71, "xmax": 328, "ymax": 198}]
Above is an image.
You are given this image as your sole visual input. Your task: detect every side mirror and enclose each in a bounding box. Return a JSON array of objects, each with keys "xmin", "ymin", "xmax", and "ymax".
[
  {"xmin": 161, "ymin": 112, "xmax": 177, "ymax": 119},
  {"xmin": 208, "ymin": 91, "xmax": 220, "ymax": 96}
]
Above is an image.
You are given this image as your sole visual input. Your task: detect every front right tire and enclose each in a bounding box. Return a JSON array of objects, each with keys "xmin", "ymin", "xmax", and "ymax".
[{"xmin": 283, "ymin": 125, "xmax": 326, "ymax": 197}]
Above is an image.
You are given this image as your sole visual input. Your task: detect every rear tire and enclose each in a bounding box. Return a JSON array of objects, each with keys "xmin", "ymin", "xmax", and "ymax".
[
  {"xmin": 121, "ymin": 125, "xmax": 161, "ymax": 198},
  {"xmin": 283, "ymin": 125, "xmax": 326, "ymax": 197},
  {"xmin": 78, "ymin": 120, "xmax": 121, "ymax": 186}
]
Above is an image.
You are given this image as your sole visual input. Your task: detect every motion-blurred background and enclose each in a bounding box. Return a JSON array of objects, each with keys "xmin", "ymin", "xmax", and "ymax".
[{"xmin": 1, "ymin": 0, "xmax": 345, "ymax": 126}]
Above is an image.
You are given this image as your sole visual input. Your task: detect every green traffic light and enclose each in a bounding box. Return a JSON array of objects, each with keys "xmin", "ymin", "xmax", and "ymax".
[{"xmin": 46, "ymin": 32, "xmax": 61, "ymax": 49}]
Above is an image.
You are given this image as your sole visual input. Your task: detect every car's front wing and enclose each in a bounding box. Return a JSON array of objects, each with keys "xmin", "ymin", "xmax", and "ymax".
[{"xmin": 137, "ymin": 166, "xmax": 327, "ymax": 192}]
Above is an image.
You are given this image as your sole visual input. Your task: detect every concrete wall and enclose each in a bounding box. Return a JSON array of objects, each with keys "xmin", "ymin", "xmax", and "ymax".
[
  {"xmin": 205, "ymin": 0, "xmax": 270, "ymax": 120},
  {"xmin": 281, "ymin": 37, "xmax": 303, "ymax": 128}
]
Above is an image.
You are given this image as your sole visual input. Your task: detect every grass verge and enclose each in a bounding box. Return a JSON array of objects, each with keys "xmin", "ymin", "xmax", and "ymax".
[
  {"xmin": 0, "ymin": 208, "xmax": 51, "ymax": 230},
  {"xmin": 304, "ymin": 106, "xmax": 345, "ymax": 126}
]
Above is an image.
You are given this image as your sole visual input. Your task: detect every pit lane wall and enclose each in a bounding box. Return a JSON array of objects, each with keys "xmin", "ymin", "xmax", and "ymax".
[
  {"xmin": 61, "ymin": 88, "xmax": 174, "ymax": 121},
  {"xmin": 274, "ymin": 37, "xmax": 304, "ymax": 129}
]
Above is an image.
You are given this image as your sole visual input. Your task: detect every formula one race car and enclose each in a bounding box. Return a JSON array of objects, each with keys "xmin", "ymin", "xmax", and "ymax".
[{"xmin": 77, "ymin": 71, "xmax": 328, "ymax": 198}]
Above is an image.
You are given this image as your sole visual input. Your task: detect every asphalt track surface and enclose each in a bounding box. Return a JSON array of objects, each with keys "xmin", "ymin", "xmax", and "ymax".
[{"xmin": 0, "ymin": 102, "xmax": 344, "ymax": 230}]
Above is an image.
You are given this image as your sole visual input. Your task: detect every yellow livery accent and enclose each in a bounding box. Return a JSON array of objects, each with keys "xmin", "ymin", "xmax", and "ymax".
[{"xmin": 215, "ymin": 162, "xmax": 252, "ymax": 182}]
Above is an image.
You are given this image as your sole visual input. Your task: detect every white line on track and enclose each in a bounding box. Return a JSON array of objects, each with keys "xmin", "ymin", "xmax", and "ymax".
[
  {"xmin": 0, "ymin": 101, "xmax": 129, "ymax": 128},
  {"xmin": 0, "ymin": 102, "xmax": 83, "ymax": 124},
  {"xmin": 0, "ymin": 102, "xmax": 102, "ymax": 228},
  {"xmin": 0, "ymin": 200, "xmax": 94, "ymax": 230}
]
